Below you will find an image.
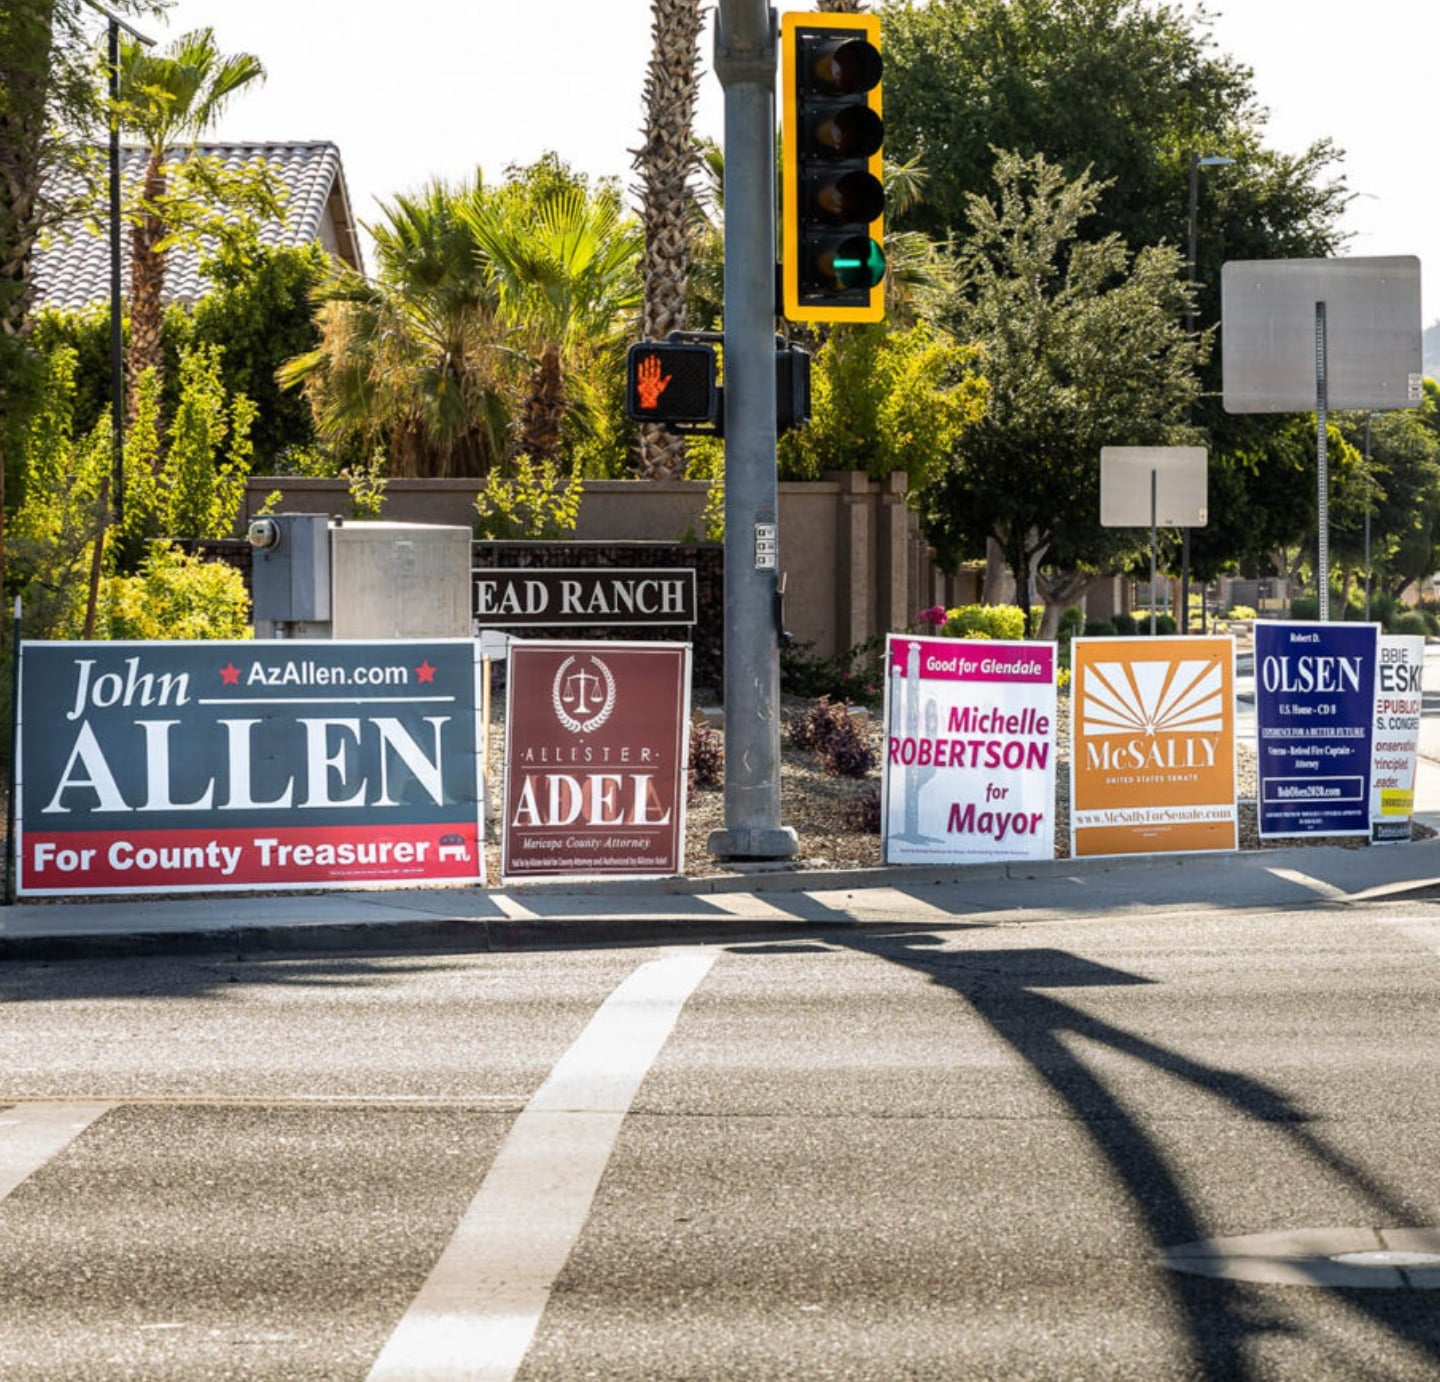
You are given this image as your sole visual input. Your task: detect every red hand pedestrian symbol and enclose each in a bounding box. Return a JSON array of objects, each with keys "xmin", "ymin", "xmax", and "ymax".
[{"xmin": 636, "ymin": 353, "xmax": 672, "ymax": 410}]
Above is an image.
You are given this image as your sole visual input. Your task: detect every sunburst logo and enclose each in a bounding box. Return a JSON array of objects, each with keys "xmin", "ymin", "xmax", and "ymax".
[{"xmin": 1081, "ymin": 659, "xmax": 1224, "ymax": 739}]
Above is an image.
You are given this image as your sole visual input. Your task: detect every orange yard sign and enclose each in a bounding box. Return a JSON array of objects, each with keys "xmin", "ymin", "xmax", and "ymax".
[{"xmin": 1070, "ymin": 636, "xmax": 1237, "ymax": 858}]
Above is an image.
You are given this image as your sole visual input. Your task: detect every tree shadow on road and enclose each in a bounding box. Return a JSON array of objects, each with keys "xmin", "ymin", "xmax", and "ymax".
[{"xmin": 839, "ymin": 932, "xmax": 1440, "ymax": 1380}]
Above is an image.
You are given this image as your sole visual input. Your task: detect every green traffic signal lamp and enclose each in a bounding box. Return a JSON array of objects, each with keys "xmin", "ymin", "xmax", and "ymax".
[
  {"xmin": 781, "ymin": 12, "xmax": 886, "ymax": 324},
  {"xmin": 823, "ymin": 235, "xmax": 887, "ymax": 290}
]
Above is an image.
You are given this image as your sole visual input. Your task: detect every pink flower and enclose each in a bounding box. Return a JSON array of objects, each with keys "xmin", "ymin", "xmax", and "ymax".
[{"xmin": 916, "ymin": 605, "xmax": 947, "ymax": 628}]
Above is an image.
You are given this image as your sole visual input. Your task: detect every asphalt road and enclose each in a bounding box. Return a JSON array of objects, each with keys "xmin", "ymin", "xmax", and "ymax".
[{"xmin": 4, "ymin": 893, "xmax": 1440, "ymax": 1380}]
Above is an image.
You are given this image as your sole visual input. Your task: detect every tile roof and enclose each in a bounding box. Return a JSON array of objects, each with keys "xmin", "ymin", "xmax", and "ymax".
[{"xmin": 31, "ymin": 140, "xmax": 363, "ymax": 311}]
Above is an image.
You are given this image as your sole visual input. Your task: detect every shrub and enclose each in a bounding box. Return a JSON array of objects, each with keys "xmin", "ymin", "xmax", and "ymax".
[
  {"xmin": 1391, "ymin": 612, "xmax": 1430, "ymax": 639},
  {"xmin": 1152, "ymin": 613, "xmax": 1177, "ymax": 636},
  {"xmin": 1058, "ymin": 605, "xmax": 1086, "ymax": 639},
  {"xmin": 100, "ymin": 543, "xmax": 252, "ymax": 640},
  {"xmin": 817, "ymin": 713, "xmax": 878, "ymax": 779},
  {"xmin": 1111, "ymin": 611, "xmax": 1136, "ymax": 635},
  {"xmin": 788, "ymin": 695, "xmax": 877, "ymax": 778},
  {"xmin": 1224, "ymin": 604, "xmax": 1257, "ymax": 621},
  {"xmin": 688, "ymin": 717, "xmax": 724, "ymax": 793},
  {"xmin": 842, "ymin": 786, "xmax": 882, "ymax": 834},
  {"xmin": 1290, "ymin": 596, "xmax": 1320, "ymax": 621},
  {"xmin": 942, "ymin": 603, "xmax": 1025, "ymax": 640},
  {"xmin": 780, "ymin": 637, "xmax": 884, "ymax": 707},
  {"xmin": 1083, "ymin": 619, "xmax": 1116, "ymax": 636}
]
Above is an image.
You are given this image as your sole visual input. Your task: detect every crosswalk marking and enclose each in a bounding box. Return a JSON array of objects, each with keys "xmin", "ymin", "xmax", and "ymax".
[
  {"xmin": 366, "ymin": 946, "xmax": 717, "ymax": 1382},
  {"xmin": 0, "ymin": 1102, "xmax": 112, "ymax": 1203},
  {"xmin": 1265, "ymin": 867, "xmax": 1350, "ymax": 901}
]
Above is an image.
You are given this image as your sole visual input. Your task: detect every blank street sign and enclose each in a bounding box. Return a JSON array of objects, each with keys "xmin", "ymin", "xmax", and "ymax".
[
  {"xmin": 1100, "ymin": 447, "xmax": 1208, "ymax": 527},
  {"xmin": 1221, "ymin": 256, "xmax": 1423, "ymax": 413}
]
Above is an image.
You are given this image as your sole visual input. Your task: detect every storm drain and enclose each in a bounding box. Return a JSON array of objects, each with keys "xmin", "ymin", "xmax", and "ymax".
[{"xmin": 1160, "ymin": 1227, "xmax": 1440, "ymax": 1289}]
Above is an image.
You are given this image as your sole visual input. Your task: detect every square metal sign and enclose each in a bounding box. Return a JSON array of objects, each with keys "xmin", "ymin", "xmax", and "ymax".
[
  {"xmin": 1099, "ymin": 447, "xmax": 1208, "ymax": 527},
  {"xmin": 1221, "ymin": 256, "xmax": 1422, "ymax": 413}
]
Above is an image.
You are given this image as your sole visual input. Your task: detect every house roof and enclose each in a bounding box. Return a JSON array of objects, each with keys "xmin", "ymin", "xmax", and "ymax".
[{"xmin": 31, "ymin": 140, "xmax": 364, "ymax": 311}]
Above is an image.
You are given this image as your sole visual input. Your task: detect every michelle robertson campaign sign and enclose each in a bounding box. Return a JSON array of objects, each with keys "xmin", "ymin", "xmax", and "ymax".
[
  {"xmin": 881, "ymin": 635, "xmax": 1057, "ymax": 865},
  {"xmin": 16, "ymin": 640, "xmax": 484, "ymax": 896},
  {"xmin": 1255, "ymin": 620, "xmax": 1377, "ymax": 839}
]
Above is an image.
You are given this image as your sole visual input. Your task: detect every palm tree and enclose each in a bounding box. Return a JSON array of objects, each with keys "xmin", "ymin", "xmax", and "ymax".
[
  {"xmin": 632, "ymin": 0, "xmax": 704, "ymax": 480},
  {"xmin": 116, "ymin": 26, "xmax": 264, "ymax": 418},
  {"xmin": 277, "ymin": 177, "xmax": 510, "ymax": 479},
  {"xmin": 460, "ymin": 182, "xmax": 642, "ymax": 466}
]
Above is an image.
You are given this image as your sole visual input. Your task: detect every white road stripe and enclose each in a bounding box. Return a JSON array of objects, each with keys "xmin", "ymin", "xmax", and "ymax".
[
  {"xmin": 1265, "ymin": 867, "xmax": 1350, "ymax": 901},
  {"xmin": 0, "ymin": 1102, "xmax": 112, "ymax": 1202},
  {"xmin": 488, "ymin": 893, "xmax": 540, "ymax": 921},
  {"xmin": 367, "ymin": 947, "xmax": 717, "ymax": 1382}
]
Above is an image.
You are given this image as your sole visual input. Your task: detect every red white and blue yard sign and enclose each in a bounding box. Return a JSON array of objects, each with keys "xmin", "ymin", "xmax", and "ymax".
[{"xmin": 17, "ymin": 639, "xmax": 484, "ymax": 896}]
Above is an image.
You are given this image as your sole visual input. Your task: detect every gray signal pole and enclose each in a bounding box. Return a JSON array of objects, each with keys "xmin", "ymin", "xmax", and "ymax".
[{"xmin": 707, "ymin": 0, "xmax": 798, "ymax": 862}]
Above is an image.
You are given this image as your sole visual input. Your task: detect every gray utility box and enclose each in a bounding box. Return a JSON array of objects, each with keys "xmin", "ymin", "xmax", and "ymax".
[
  {"xmin": 249, "ymin": 515, "xmax": 471, "ymax": 639},
  {"xmin": 250, "ymin": 512, "xmax": 331, "ymax": 637},
  {"xmin": 331, "ymin": 522, "xmax": 472, "ymax": 639}
]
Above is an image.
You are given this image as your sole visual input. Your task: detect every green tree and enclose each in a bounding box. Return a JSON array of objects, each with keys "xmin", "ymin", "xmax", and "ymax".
[
  {"xmin": 460, "ymin": 160, "xmax": 642, "ymax": 466},
  {"xmin": 921, "ymin": 151, "xmax": 1203, "ymax": 637},
  {"xmin": 1333, "ymin": 393, "xmax": 1440, "ymax": 603},
  {"xmin": 116, "ymin": 25, "xmax": 270, "ymax": 418},
  {"xmin": 778, "ymin": 320, "xmax": 986, "ymax": 487},
  {"xmin": 0, "ymin": 0, "xmax": 156, "ymax": 622},
  {"xmin": 633, "ymin": 0, "xmax": 704, "ymax": 480},
  {"xmin": 190, "ymin": 234, "xmax": 329, "ymax": 469},
  {"xmin": 279, "ymin": 175, "xmax": 511, "ymax": 479},
  {"xmin": 881, "ymin": 0, "xmax": 1352, "ymax": 590}
]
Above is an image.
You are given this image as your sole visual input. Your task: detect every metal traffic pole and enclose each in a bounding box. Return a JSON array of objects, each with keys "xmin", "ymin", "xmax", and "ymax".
[{"xmin": 707, "ymin": 0, "xmax": 798, "ymax": 861}]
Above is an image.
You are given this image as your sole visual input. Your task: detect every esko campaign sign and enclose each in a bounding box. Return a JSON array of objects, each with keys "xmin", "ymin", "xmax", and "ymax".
[
  {"xmin": 881, "ymin": 636, "xmax": 1057, "ymax": 865},
  {"xmin": 1255, "ymin": 620, "xmax": 1377, "ymax": 838},
  {"xmin": 18, "ymin": 640, "xmax": 484, "ymax": 896},
  {"xmin": 1371, "ymin": 633, "xmax": 1424, "ymax": 843}
]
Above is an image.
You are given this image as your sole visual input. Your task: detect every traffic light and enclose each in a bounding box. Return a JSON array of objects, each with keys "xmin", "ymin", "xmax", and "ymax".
[
  {"xmin": 625, "ymin": 341, "xmax": 719, "ymax": 431},
  {"xmin": 780, "ymin": 12, "xmax": 885, "ymax": 324}
]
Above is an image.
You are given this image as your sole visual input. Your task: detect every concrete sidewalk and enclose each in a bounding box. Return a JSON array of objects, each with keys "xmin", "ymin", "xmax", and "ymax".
[
  {"xmin": 6, "ymin": 754, "xmax": 1439, "ymax": 961},
  {"xmin": 5, "ymin": 826, "xmax": 1440, "ymax": 960}
]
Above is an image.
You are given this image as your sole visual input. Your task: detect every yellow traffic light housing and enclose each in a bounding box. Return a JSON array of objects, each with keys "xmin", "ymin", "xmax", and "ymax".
[{"xmin": 780, "ymin": 12, "xmax": 885, "ymax": 324}]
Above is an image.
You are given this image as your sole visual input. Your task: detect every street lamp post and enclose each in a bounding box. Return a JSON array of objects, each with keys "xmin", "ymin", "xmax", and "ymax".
[
  {"xmin": 1182, "ymin": 152, "xmax": 1234, "ymax": 635},
  {"xmin": 79, "ymin": 2, "xmax": 154, "ymax": 638},
  {"xmin": 1363, "ymin": 411, "xmax": 1381, "ymax": 622}
]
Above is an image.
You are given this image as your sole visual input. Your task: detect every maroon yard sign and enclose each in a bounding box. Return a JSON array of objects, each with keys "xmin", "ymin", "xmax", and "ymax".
[{"xmin": 502, "ymin": 641, "xmax": 691, "ymax": 880}]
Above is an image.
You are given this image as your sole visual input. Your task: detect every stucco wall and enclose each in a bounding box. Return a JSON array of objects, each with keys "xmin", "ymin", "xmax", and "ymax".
[{"xmin": 243, "ymin": 472, "xmax": 942, "ymax": 659}]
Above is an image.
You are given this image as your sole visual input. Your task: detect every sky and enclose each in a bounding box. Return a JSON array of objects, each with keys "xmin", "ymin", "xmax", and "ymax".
[{"xmin": 111, "ymin": 0, "xmax": 1439, "ymax": 327}]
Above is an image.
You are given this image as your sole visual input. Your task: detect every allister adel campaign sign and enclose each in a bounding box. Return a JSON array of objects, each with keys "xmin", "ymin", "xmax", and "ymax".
[{"xmin": 18, "ymin": 640, "xmax": 484, "ymax": 896}]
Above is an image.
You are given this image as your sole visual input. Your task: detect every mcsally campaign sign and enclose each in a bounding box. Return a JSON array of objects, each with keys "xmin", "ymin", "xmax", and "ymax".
[{"xmin": 17, "ymin": 640, "xmax": 484, "ymax": 896}]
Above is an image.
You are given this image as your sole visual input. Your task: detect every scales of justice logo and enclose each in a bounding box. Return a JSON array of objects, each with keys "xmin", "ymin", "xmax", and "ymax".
[{"xmin": 551, "ymin": 654, "xmax": 618, "ymax": 734}]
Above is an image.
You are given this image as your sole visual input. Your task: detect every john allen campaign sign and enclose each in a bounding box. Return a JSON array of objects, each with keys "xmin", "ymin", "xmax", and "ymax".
[{"xmin": 17, "ymin": 640, "xmax": 484, "ymax": 896}]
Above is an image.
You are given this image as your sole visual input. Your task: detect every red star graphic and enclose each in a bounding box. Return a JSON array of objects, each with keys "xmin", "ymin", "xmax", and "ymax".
[
  {"xmin": 415, "ymin": 660, "xmax": 437, "ymax": 684},
  {"xmin": 219, "ymin": 662, "xmax": 241, "ymax": 685}
]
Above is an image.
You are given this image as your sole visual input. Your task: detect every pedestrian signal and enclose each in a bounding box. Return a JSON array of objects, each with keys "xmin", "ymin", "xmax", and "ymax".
[{"xmin": 625, "ymin": 342, "xmax": 719, "ymax": 429}]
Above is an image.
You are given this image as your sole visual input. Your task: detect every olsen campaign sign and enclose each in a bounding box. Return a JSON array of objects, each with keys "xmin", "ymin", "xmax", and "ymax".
[
  {"xmin": 17, "ymin": 640, "xmax": 484, "ymax": 896},
  {"xmin": 1070, "ymin": 636, "xmax": 1237, "ymax": 857},
  {"xmin": 1255, "ymin": 620, "xmax": 1377, "ymax": 839},
  {"xmin": 502, "ymin": 640, "xmax": 690, "ymax": 881},
  {"xmin": 881, "ymin": 636, "xmax": 1057, "ymax": 865}
]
